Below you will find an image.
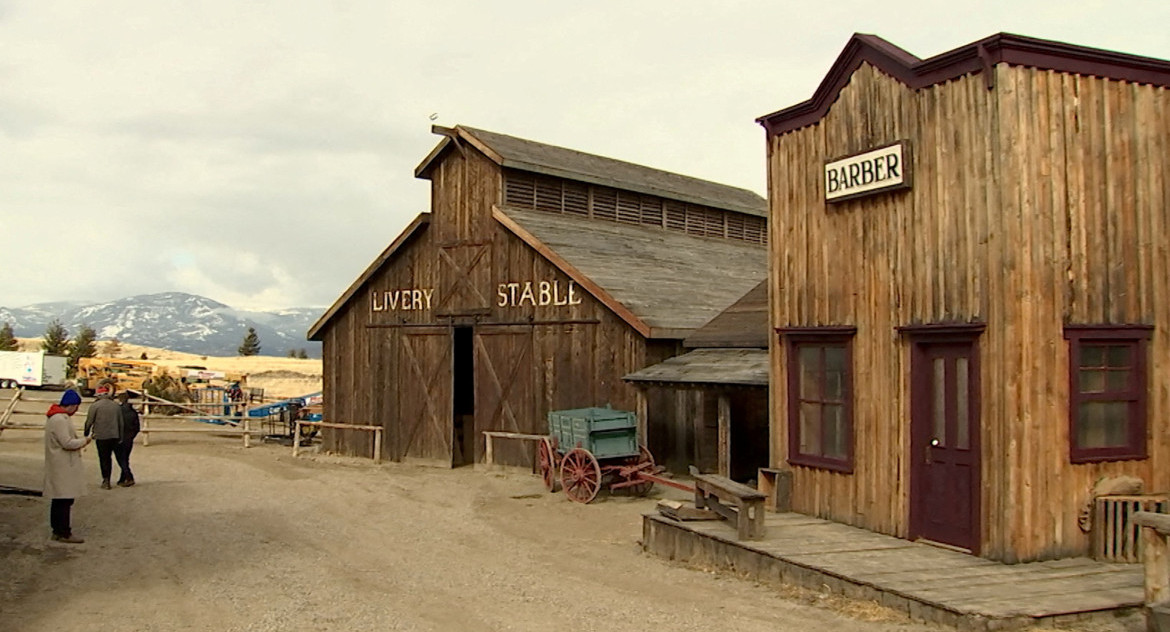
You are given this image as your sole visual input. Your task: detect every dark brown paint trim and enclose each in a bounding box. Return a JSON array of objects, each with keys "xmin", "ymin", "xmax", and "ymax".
[{"xmin": 758, "ymin": 33, "xmax": 1170, "ymax": 137}]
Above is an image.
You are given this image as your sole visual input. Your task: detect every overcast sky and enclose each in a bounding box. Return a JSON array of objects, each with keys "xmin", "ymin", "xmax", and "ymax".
[{"xmin": 2, "ymin": 1, "xmax": 1167, "ymax": 311}]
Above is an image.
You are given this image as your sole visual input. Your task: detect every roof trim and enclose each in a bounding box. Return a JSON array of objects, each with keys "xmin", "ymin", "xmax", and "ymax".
[
  {"xmin": 492, "ymin": 206, "xmax": 652, "ymax": 338},
  {"xmin": 757, "ymin": 32, "xmax": 1170, "ymax": 137},
  {"xmin": 307, "ymin": 213, "xmax": 430, "ymax": 341}
]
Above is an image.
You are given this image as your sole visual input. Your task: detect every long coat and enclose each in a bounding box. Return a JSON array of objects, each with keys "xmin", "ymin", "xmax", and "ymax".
[{"xmin": 44, "ymin": 412, "xmax": 87, "ymax": 499}]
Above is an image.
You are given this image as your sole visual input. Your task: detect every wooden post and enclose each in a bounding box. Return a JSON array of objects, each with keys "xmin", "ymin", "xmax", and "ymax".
[
  {"xmin": 484, "ymin": 433, "xmax": 494, "ymax": 468},
  {"xmin": 292, "ymin": 420, "xmax": 302, "ymax": 457},
  {"xmin": 242, "ymin": 416, "xmax": 251, "ymax": 448},
  {"xmin": 142, "ymin": 399, "xmax": 151, "ymax": 446},
  {"xmin": 373, "ymin": 428, "xmax": 382, "ymax": 464},
  {"xmin": 717, "ymin": 392, "xmax": 730, "ymax": 478},
  {"xmin": 635, "ymin": 388, "xmax": 648, "ymax": 447},
  {"xmin": 1134, "ymin": 512, "xmax": 1170, "ymax": 610}
]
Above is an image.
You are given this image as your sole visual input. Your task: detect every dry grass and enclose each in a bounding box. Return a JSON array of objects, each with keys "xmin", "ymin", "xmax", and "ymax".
[{"xmin": 14, "ymin": 338, "xmax": 322, "ymax": 399}]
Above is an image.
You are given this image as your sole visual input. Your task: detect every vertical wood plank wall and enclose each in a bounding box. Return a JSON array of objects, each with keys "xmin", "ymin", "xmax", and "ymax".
[
  {"xmin": 320, "ymin": 142, "xmax": 688, "ymax": 469},
  {"xmin": 768, "ymin": 62, "xmax": 1169, "ymax": 561}
]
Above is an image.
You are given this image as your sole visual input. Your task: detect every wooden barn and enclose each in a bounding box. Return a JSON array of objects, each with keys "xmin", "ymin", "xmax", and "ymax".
[
  {"xmin": 625, "ymin": 280, "xmax": 769, "ymax": 482},
  {"xmin": 307, "ymin": 125, "xmax": 767, "ymax": 472},
  {"xmin": 758, "ymin": 33, "xmax": 1170, "ymax": 562}
]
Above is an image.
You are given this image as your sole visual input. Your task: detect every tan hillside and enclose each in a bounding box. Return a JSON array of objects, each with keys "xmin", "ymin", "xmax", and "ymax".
[{"xmin": 14, "ymin": 337, "xmax": 322, "ymax": 400}]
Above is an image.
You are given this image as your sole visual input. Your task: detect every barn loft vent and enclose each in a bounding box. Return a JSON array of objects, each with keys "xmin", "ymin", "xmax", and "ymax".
[{"xmin": 503, "ymin": 170, "xmax": 766, "ymax": 245}]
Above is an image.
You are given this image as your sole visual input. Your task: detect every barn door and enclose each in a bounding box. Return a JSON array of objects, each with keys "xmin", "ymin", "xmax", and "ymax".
[
  {"xmin": 398, "ymin": 327, "xmax": 453, "ymax": 463},
  {"xmin": 910, "ymin": 338, "xmax": 981, "ymax": 554},
  {"xmin": 474, "ymin": 326, "xmax": 535, "ymax": 467}
]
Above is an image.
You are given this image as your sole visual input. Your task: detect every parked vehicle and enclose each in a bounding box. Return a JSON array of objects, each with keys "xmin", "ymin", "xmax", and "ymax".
[{"xmin": 0, "ymin": 351, "xmax": 69, "ymax": 389}]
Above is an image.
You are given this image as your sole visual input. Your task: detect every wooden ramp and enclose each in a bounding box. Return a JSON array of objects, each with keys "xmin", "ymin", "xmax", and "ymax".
[{"xmin": 644, "ymin": 512, "xmax": 1143, "ymax": 630}]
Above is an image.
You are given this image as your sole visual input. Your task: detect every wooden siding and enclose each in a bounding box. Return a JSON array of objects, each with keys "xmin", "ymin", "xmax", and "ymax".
[
  {"xmin": 319, "ymin": 141, "xmax": 691, "ymax": 470},
  {"xmin": 768, "ymin": 62, "xmax": 1170, "ymax": 562}
]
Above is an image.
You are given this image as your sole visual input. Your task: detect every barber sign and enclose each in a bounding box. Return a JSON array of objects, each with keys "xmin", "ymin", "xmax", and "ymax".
[{"xmin": 824, "ymin": 141, "xmax": 911, "ymax": 203}]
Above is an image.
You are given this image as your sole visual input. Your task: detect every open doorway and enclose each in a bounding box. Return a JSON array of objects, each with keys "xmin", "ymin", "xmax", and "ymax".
[{"xmin": 452, "ymin": 326, "xmax": 475, "ymax": 466}]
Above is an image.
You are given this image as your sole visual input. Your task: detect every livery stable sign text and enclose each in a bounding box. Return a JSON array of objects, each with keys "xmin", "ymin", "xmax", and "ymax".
[
  {"xmin": 824, "ymin": 141, "xmax": 911, "ymax": 203},
  {"xmin": 370, "ymin": 279, "xmax": 584, "ymax": 312}
]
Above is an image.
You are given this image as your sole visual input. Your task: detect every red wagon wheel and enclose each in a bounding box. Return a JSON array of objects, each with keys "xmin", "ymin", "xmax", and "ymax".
[
  {"xmin": 560, "ymin": 448, "xmax": 602, "ymax": 504},
  {"xmin": 626, "ymin": 445, "xmax": 656, "ymax": 497},
  {"xmin": 538, "ymin": 438, "xmax": 559, "ymax": 492}
]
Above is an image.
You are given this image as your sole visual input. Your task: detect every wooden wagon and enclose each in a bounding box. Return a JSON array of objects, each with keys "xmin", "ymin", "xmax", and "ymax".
[{"xmin": 537, "ymin": 407, "xmax": 666, "ymax": 503}]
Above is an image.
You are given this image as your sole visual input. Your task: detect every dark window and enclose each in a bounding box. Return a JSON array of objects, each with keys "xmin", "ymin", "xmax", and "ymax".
[
  {"xmin": 781, "ymin": 327, "xmax": 856, "ymax": 472},
  {"xmin": 1064, "ymin": 326, "xmax": 1152, "ymax": 463}
]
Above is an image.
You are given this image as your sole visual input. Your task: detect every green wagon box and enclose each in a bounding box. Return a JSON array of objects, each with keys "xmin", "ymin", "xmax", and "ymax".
[{"xmin": 547, "ymin": 407, "xmax": 639, "ymax": 459}]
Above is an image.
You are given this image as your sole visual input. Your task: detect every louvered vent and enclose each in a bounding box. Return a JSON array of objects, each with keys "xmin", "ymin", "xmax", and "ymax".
[{"xmin": 501, "ymin": 169, "xmax": 766, "ymax": 245}]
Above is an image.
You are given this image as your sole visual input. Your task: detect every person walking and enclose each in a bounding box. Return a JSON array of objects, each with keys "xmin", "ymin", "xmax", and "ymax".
[
  {"xmin": 114, "ymin": 391, "xmax": 140, "ymax": 487},
  {"xmin": 45, "ymin": 389, "xmax": 92, "ymax": 543},
  {"xmin": 83, "ymin": 384, "xmax": 123, "ymax": 490}
]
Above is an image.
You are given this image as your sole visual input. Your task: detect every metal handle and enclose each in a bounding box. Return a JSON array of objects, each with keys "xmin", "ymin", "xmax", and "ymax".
[{"xmin": 925, "ymin": 438, "xmax": 939, "ymax": 464}]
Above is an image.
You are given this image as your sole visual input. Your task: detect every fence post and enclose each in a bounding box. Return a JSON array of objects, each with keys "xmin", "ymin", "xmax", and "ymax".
[
  {"xmin": 292, "ymin": 420, "xmax": 302, "ymax": 457},
  {"xmin": 142, "ymin": 399, "xmax": 151, "ymax": 446}
]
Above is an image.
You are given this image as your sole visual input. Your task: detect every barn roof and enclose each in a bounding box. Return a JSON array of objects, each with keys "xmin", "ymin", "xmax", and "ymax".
[
  {"xmin": 307, "ymin": 214, "xmax": 429, "ymax": 341},
  {"xmin": 623, "ymin": 348, "xmax": 768, "ymax": 387},
  {"xmin": 415, "ymin": 125, "xmax": 767, "ymax": 218},
  {"xmin": 683, "ymin": 279, "xmax": 769, "ymax": 349},
  {"xmin": 758, "ymin": 32, "xmax": 1170, "ymax": 137},
  {"xmin": 495, "ymin": 207, "xmax": 767, "ymax": 338}
]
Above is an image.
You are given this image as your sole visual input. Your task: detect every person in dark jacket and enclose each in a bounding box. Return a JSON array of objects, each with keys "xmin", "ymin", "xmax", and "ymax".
[
  {"xmin": 83, "ymin": 385, "xmax": 123, "ymax": 490},
  {"xmin": 114, "ymin": 391, "xmax": 140, "ymax": 487}
]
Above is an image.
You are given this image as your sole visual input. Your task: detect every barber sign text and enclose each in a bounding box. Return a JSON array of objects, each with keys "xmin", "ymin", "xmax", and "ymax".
[
  {"xmin": 824, "ymin": 141, "xmax": 911, "ymax": 202},
  {"xmin": 497, "ymin": 280, "xmax": 583, "ymax": 308},
  {"xmin": 371, "ymin": 288, "xmax": 434, "ymax": 312}
]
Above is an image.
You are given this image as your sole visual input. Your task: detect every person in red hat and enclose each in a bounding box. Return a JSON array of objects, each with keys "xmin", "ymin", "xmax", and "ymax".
[
  {"xmin": 83, "ymin": 383, "xmax": 124, "ymax": 489},
  {"xmin": 44, "ymin": 389, "xmax": 92, "ymax": 543}
]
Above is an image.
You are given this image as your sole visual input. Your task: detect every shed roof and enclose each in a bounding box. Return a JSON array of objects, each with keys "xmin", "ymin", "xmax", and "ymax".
[
  {"xmin": 758, "ymin": 32, "xmax": 1170, "ymax": 137},
  {"xmin": 416, "ymin": 125, "xmax": 767, "ymax": 217},
  {"xmin": 496, "ymin": 207, "xmax": 767, "ymax": 338},
  {"xmin": 683, "ymin": 279, "xmax": 769, "ymax": 349},
  {"xmin": 623, "ymin": 348, "xmax": 768, "ymax": 387}
]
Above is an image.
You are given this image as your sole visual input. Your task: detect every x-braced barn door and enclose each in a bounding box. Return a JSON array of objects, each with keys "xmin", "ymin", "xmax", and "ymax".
[
  {"xmin": 910, "ymin": 334, "xmax": 982, "ymax": 554},
  {"xmin": 436, "ymin": 243, "xmax": 491, "ymax": 315},
  {"xmin": 474, "ymin": 326, "xmax": 535, "ymax": 467},
  {"xmin": 398, "ymin": 327, "xmax": 453, "ymax": 463}
]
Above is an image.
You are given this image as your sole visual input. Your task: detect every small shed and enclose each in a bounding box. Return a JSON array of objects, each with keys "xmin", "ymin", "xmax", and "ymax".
[
  {"xmin": 625, "ymin": 280, "xmax": 769, "ymax": 482},
  {"xmin": 758, "ymin": 33, "xmax": 1170, "ymax": 562},
  {"xmin": 308, "ymin": 125, "xmax": 767, "ymax": 472}
]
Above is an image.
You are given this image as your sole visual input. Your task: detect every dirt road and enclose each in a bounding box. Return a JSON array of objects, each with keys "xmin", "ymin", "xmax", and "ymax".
[{"xmin": 1, "ymin": 402, "xmax": 947, "ymax": 632}]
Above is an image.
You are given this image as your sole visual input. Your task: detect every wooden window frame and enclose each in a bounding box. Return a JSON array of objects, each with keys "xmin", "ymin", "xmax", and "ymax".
[
  {"xmin": 779, "ymin": 326, "xmax": 856, "ymax": 473},
  {"xmin": 1064, "ymin": 325, "xmax": 1152, "ymax": 464}
]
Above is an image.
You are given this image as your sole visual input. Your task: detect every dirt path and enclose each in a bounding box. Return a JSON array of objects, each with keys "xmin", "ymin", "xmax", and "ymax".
[{"xmin": 1, "ymin": 411, "xmax": 948, "ymax": 632}]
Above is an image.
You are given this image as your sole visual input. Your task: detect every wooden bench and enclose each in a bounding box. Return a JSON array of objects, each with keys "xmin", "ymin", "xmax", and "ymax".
[
  {"xmin": 1134, "ymin": 511, "xmax": 1170, "ymax": 632},
  {"xmin": 693, "ymin": 472, "xmax": 767, "ymax": 541}
]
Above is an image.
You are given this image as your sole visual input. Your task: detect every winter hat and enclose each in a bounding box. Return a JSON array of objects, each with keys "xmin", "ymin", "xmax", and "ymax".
[
  {"xmin": 95, "ymin": 385, "xmax": 110, "ymax": 396},
  {"xmin": 60, "ymin": 390, "xmax": 82, "ymax": 407}
]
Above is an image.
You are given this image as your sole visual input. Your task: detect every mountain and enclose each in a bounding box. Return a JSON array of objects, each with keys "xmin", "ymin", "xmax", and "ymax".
[{"xmin": 0, "ymin": 292, "xmax": 323, "ymax": 358}]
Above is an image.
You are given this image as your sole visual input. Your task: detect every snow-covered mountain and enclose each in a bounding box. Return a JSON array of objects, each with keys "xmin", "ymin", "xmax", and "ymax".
[{"xmin": 0, "ymin": 292, "xmax": 323, "ymax": 358}]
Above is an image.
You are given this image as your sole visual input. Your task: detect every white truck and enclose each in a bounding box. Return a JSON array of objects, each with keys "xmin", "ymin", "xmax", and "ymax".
[{"xmin": 0, "ymin": 351, "xmax": 69, "ymax": 389}]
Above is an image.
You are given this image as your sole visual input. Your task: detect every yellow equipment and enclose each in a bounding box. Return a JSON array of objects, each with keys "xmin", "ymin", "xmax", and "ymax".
[{"xmin": 76, "ymin": 357, "xmax": 157, "ymax": 396}]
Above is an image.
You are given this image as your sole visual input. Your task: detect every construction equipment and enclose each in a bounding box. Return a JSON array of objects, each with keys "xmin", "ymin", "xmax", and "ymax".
[
  {"xmin": 249, "ymin": 392, "xmax": 322, "ymax": 445},
  {"xmin": 76, "ymin": 357, "xmax": 157, "ymax": 396}
]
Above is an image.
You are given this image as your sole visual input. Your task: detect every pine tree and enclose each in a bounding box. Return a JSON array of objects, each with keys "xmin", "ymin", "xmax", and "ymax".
[
  {"xmin": 41, "ymin": 320, "xmax": 70, "ymax": 355},
  {"xmin": 68, "ymin": 325, "xmax": 98, "ymax": 374},
  {"xmin": 287, "ymin": 348, "xmax": 298, "ymax": 358},
  {"xmin": 296, "ymin": 349, "xmax": 309, "ymax": 359},
  {"xmin": 0, "ymin": 322, "xmax": 17, "ymax": 351},
  {"xmin": 238, "ymin": 327, "xmax": 261, "ymax": 356},
  {"xmin": 101, "ymin": 337, "xmax": 123, "ymax": 357}
]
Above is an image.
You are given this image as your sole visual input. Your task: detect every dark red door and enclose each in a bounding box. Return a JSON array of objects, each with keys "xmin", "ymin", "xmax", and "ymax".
[{"xmin": 910, "ymin": 340, "xmax": 981, "ymax": 553}]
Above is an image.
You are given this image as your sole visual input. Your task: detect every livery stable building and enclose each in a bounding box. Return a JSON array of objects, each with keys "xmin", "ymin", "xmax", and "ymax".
[
  {"xmin": 760, "ymin": 33, "xmax": 1170, "ymax": 562},
  {"xmin": 308, "ymin": 125, "xmax": 767, "ymax": 472}
]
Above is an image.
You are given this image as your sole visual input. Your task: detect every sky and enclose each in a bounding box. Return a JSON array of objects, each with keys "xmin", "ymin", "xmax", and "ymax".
[{"xmin": 2, "ymin": 1, "xmax": 1167, "ymax": 311}]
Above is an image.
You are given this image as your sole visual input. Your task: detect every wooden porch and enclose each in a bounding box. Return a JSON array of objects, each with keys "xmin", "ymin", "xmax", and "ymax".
[{"xmin": 643, "ymin": 512, "xmax": 1144, "ymax": 630}]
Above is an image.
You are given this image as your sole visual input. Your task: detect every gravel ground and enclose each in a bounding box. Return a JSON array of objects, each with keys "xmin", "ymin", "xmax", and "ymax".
[{"xmin": 0, "ymin": 395, "xmax": 952, "ymax": 632}]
